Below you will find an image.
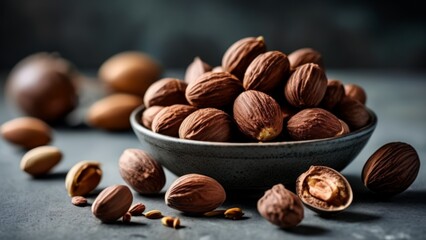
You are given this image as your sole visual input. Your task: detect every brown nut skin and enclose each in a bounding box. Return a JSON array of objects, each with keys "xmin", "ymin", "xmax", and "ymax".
[
  {"xmin": 222, "ymin": 36, "xmax": 267, "ymax": 80},
  {"xmin": 233, "ymin": 90, "xmax": 283, "ymax": 142},
  {"xmin": 119, "ymin": 149, "xmax": 166, "ymax": 194},
  {"xmin": 362, "ymin": 142, "xmax": 420, "ymax": 196},
  {"xmin": 288, "ymin": 48, "xmax": 324, "ymax": 71},
  {"xmin": 184, "ymin": 56, "xmax": 212, "ymax": 84},
  {"xmin": 257, "ymin": 184, "xmax": 304, "ymax": 228},
  {"xmin": 345, "ymin": 83, "xmax": 367, "ymax": 105},
  {"xmin": 296, "ymin": 166, "xmax": 353, "ymax": 214},
  {"xmin": 287, "ymin": 108, "xmax": 348, "ymax": 141},
  {"xmin": 0, "ymin": 117, "xmax": 52, "ymax": 149},
  {"xmin": 151, "ymin": 104, "xmax": 197, "ymax": 138},
  {"xmin": 185, "ymin": 72, "xmax": 243, "ymax": 108},
  {"xmin": 165, "ymin": 173, "xmax": 226, "ymax": 214},
  {"xmin": 91, "ymin": 185, "xmax": 133, "ymax": 223},
  {"xmin": 320, "ymin": 80, "xmax": 345, "ymax": 110},
  {"xmin": 285, "ymin": 63, "xmax": 327, "ymax": 108},
  {"xmin": 65, "ymin": 161, "xmax": 102, "ymax": 197},
  {"xmin": 179, "ymin": 108, "xmax": 232, "ymax": 142},
  {"xmin": 143, "ymin": 78, "xmax": 188, "ymax": 108},
  {"xmin": 20, "ymin": 146, "xmax": 62, "ymax": 177},
  {"xmin": 335, "ymin": 97, "xmax": 370, "ymax": 130},
  {"xmin": 141, "ymin": 106, "xmax": 164, "ymax": 129}
]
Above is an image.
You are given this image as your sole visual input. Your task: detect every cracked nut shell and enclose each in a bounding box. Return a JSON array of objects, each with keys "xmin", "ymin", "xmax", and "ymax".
[
  {"xmin": 65, "ymin": 161, "xmax": 102, "ymax": 197},
  {"xmin": 143, "ymin": 78, "xmax": 188, "ymax": 108},
  {"xmin": 91, "ymin": 185, "xmax": 133, "ymax": 223}
]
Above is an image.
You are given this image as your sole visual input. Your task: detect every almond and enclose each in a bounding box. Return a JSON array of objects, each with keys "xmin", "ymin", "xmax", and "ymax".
[
  {"xmin": 288, "ymin": 48, "xmax": 324, "ymax": 71},
  {"xmin": 151, "ymin": 104, "xmax": 197, "ymax": 137},
  {"xmin": 335, "ymin": 97, "xmax": 370, "ymax": 130},
  {"xmin": 141, "ymin": 105, "xmax": 164, "ymax": 129},
  {"xmin": 143, "ymin": 78, "xmax": 188, "ymax": 108},
  {"xmin": 320, "ymin": 79, "xmax": 345, "ymax": 110},
  {"xmin": 345, "ymin": 83, "xmax": 367, "ymax": 105},
  {"xmin": 91, "ymin": 185, "xmax": 133, "ymax": 223},
  {"xmin": 0, "ymin": 117, "xmax": 52, "ymax": 149},
  {"xmin": 20, "ymin": 146, "xmax": 62, "ymax": 176},
  {"xmin": 184, "ymin": 56, "xmax": 212, "ymax": 84}
]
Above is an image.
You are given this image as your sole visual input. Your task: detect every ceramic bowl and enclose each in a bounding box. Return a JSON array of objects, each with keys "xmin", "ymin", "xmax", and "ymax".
[{"xmin": 130, "ymin": 105, "xmax": 377, "ymax": 189}]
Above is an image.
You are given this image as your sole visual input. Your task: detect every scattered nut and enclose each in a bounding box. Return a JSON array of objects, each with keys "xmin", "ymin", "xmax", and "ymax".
[
  {"xmin": 224, "ymin": 207, "xmax": 244, "ymax": 220},
  {"xmin": 122, "ymin": 212, "xmax": 132, "ymax": 223},
  {"xmin": 91, "ymin": 185, "xmax": 133, "ymax": 223},
  {"xmin": 184, "ymin": 56, "xmax": 212, "ymax": 84},
  {"xmin": 151, "ymin": 104, "xmax": 197, "ymax": 137},
  {"xmin": 144, "ymin": 210, "xmax": 163, "ymax": 219},
  {"xmin": 362, "ymin": 142, "xmax": 420, "ymax": 196},
  {"xmin": 296, "ymin": 166, "xmax": 353, "ymax": 214},
  {"xmin": 143, "ymin": 78, "xmax": 188, "ymax": 108},
  {"xmin": 257, "ymin": 184, "xmax": 304, "ymax": 228},
  {"xmin": 0, "ymin": 117, "xmax": 52, "ymax": 149},
  {"xmin": 345, "ymin": 83, "xmax": 367, "ymax": 105},
  {"xmin": 65, "ymin": 161, "xmax": 102, "ymax": 197},
  {"xmin": 165, "ymin": 173, "xmax": 226, "ymax": 214},
  {"xmin": 161, "ymin": 216, "xmax": 181, "ymax": 229},
  {"xmin": 71, "ymin": 196, "xmax": 88, "ymax": 207},
  {"xmin": 287, "ymin": 48, "xmax": 324, "ymax": 71},
  {"xmin": 20, "ymin": 146, "xmax": 62, "ymax": 177},
  {"xmin": 203, "ymin": 210, "xmax": 226, "ymax": 217},
  {"xmin": 141, "ymin": 106, "xmax": 164, "ymax": 129},
  {"xmin": 336, "ymin": 96, "xmax": 370, "ymax": 130},
  {"xmin": 128, "ymin": 203, "xmax": 146, "ymax": 216},
  {"xmin": 118, "ymin": 149, "xmax": 166, "ymax": 194}
]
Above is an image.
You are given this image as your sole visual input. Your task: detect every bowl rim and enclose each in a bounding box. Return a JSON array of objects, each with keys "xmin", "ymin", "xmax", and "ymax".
[{"xmin": 130, "ymin": 105, "xmax": 377, "ymax": 147}]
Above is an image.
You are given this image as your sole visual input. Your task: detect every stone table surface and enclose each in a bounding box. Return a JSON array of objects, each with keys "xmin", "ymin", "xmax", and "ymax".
[{"xmin": 1, "ymin": 70, "xmax": 425, "ymax": 240}]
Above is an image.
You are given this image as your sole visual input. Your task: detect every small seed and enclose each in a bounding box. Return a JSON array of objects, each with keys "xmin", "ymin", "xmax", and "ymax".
[
  {"xmin": 173, "ymin": 217, "xmax": 180, "ymax": 229},
  {"xmin": 203, "ymin": 209, "xmax": 226, "ymax": 217},
  {"xmin": 122, "ymin": 212, "xmax": 132, "ymax": 223},
  {"xmin": 144, "ymin": 210, "xmax": 162, "ymax": 219},
  {"xmin": 71, "ymin": 196, "xmax": 88, "ymax": 207},
  {"xmin": 161, "ymin": 216, "xmax": 181, "ymax": 229},
  {"xmin": 224, "ymin": 207, "xmax": 244, "ymax": 220},
  {"xmin": 128, "ymin": 203, "xmax": 146, "ymax": 216}
]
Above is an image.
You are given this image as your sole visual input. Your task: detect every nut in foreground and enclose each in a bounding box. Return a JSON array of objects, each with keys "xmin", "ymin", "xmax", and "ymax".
[
  {"xmin": 91, "ymin": 185, "xmax": 133, "ymax": 223},
  {"xmin": 20, "ymin": 146, "xmax": 62, "ymax": 177},
  {"xmin": 65, "ymin": 161, "xmax": 102, "ymax": 197}
]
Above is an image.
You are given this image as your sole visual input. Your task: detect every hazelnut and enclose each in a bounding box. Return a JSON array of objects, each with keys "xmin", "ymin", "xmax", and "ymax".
[
  {"xmin": 362, "ymin": 142, "xmax": 420, "ymax": 196},
  {"xmin": 287, "ymin": 108, "xmax": 347, "ymax": 141},
  {"xmin": 141, "ymin": 106, "xmax": 164, "ymax": 129},
  {"xmin": 233, "ymin": 90, "xmax": 283, "ymax": 142},
  {"xmin": 91, "ymin": 185, "xmax": 133, "ymax": 223},
  {"xmin": 345, "ymin": 83, "xmax": 367, "ymax": 105},
  {"xmin": 287, "ymin": 48, "xmax": 324, "ymax": 70},
  {"xmin": 185, "ymin": 71, "xmax": 243, "ymax": 108},
  {"xmin": 165, "ymin": 173, "xmax": 226, "ymax": 214},
  {"xmin": 184, "ymin": 56, "xmax": 212, "ymax": 84},
  {"xmin": 285, "ymin": 63, "xmax": 327, "ymax": 108},
  {"xmin": 0, "ymin": 117, "xmax": 52, "ymax": 149},
  {"xmin": 118, "ymin": 149, "xmax": 166, "ymax": 194},
  {"xmin": 320, "ymin": 80, "xmax": 345, "ymax": 110},
  {"xmin": 222, "ymin": 36, "xmax": 266, "ymax": 80},
  {"xmin": 296, "ymin": 166, "xmax": 353, "ymax": 214},
  {"xmin": 336, "ymin": 97, "xmax": 370, "ymax": 130},
  {"xmin": 243, "ymin": 51, "xmax": 290, "ymax": 93},
  {"xmin": 257, "ymin": 184, "xmax": 304, "ymax": 228},
  {"xmin": 143, "ymin": 78, "xmax": 188, "ymax": 108},
  {"xmin": 151, "ymin": 104, "xmax": 197, "ymax": 137},
  {"xmin": 179, "ymin": 108, "xmax": 232, "ymax": 142}
]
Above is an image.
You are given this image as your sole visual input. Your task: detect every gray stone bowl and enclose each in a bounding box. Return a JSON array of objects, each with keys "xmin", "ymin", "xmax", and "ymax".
[{"xmin": 130, "ymin": 105, "xmax": 377, "ymax": 190}]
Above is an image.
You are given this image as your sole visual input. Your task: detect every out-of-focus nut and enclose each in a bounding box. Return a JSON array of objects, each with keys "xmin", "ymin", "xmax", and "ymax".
[
  {"xmin": 336, "ymin": 97, "xmax": 370, "ymax": 130},
  {"xmin": 144, "ymin": 210, "xmax": 163, "ymax": 219},
  {"xmin": 128, "ymin": 203, "xmax": 146, "ymax": 216},
  {"xmin": 288, "ymin": 48, "xmax": 324, "ymax": 71},
  {"xmin": 345, "ymin": 83, "xmax": 367, "ymax": 105},
  {"xmin": 143, "ymin": 78, "xmax": 188, "ymax": 108},
  {"xmin": 151, "ymin": 104, "xmax": 197, "ymax": 137},
  {"xmin": 20, "ymin": 146, "xmax": 62, "ymax": 176},
  {"xmin": 0, "ymin": 117, "xmax": 52, "ymax": 149},
  {"xmin": 141, "ymin": 106, "xmax": 164, "ymax": 129},
  {"xmin": 71, "ymin": 196, "xmax": 88, "ymax": 207},
  {"xmin": 224, "ymin": 207, "xmax": 244, "ymax": 220},
  {"xmin": 320, "ymin": 80, "xmax": 345, "ymax": 110},
  {"xmin": 184, "ymin": 56, "xmax": 212, "ymax": 84},
  {"xmin": 65, "ymin": 161, "xmax": 102, "ymax": 197}
]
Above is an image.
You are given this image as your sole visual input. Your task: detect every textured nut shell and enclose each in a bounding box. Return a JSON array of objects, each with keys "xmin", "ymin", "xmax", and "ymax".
[
  {"xmin": 0, "ymin": 117, "xmax": 52, "ymax": 149},
  {"xmin": 285, "ymin": 63, "xmax": 327, "ymax": 108},
  {"xmin": 296, "ymin": 166, "xmax": 353, "ymax": 213},
  {"xmin": 119, "ymin": 149, "xmax": 166, "ymax": 194},
  {"xmin": 20, "ymin": 146, "xmax": 62, "ymax": 176},
  {"xmin": 87, "ymin": 93, "xmax": 143, "ymax": 131},
  {"xmin": 65, "ymin": 161, "xmax": 102, "ymax": 197},
  {"xmin": 185, "ymin": 72, "xmax": 243, "ymax": 108},
  {"xmin": 243, "ymin": 51, "xmax": 290, "ymax": 93},
  {"xmin": 345, "ymin": 84, "xmax": 367, "ymax": 105},
  {"xmin": 179, "ymin": 108, "xmax": 232, "ymax": 142},
  {"xmin": 233, "ymin": 90, "xmax": 283, "ymax": 141},
  {"xmin": 141, "ymin": 106, "xmax": 164, "ymax": 129},
  {"xmin": 288, "ymin": 48, "xmax": 324, "ymax": 70},
  {"xmin": 99, "ymin": 51, "xmax": 161, "ymax": 96},
  {"xmin": 91, "ymin": 185, "xmax": 133, "ymax": 223},
  {"xmin": 287, "ymin": 108, "xmax": 345, "ymax": 140},
  {"xmin": 143, "ymin": 78, "xmax": 188, "ymax": 108},
  {"xmin": 362, "ymin": 142, "xmax": 420, "ymax": 196},
  {"xmin": 222, "ymin": 36, "xmax": 267, "ymax": 79},
  {"xmin": 184, "ymin": 57, "xmax": 212, "ymax": 84},
  {"xmin": 151, "ymin": 104, "xmax": 197, "ymax": 137},
  {"xmin": 165, "ymin": 173, "xmax": 226, "ymax": 214},
  {"xmin": 257, "ymin": 184, "xmax": 304, "ymax": 228},
  {"xmin": 336, "ymin": 97, "xmax": 370, "ymax": 130},
  {"xmin": 320, "ymin": 80, "xmax": 345, "ymax": 110}
]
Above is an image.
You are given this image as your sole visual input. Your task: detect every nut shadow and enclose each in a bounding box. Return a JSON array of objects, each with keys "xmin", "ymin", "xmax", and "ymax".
[
  {"xmin": 137, "ymin": 192, "xmax": 165, "ymax": 200},
  {"xmin": 31, "ymin": 171, "xmax": 68, "ymax": 180},
  {"xmin": 317, "ymin": 210, "xmax": 381, "ymax": 223},
  {"xmin": 283, "ymin": 224, "xmax": 329, "ymax": 236}
]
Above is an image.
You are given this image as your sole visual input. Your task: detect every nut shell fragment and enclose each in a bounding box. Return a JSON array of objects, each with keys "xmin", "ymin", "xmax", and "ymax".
[{"xmin": 65, "ymin": 161, "xmax": 102, "ymax": 197}]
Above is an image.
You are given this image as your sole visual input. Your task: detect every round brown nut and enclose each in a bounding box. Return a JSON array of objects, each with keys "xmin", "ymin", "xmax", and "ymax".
[
  {"xmin": 336, "ymin": 96, "xmax": 370, "ymax": 130},
  {"xmin": 143, "ymin": 78, "xmax": 188, "ymax": 108},
  {"xmin": 287, "ymin": 108, "xmax": 348, "ymax": 141},
  {"xmin": 165, "ymin": 173, "xmax": 226, "ymax": 214},
  {"xmin": 233, "ymin": 90, "xmax": 283, "ymax": 142},
  {"xmin": 179, "ymin": 108, "xmax": 232, "ymax": 142},
  {"xmin": 65, "ymin": 161, "xmax": 102, "ymax": 197},
  {"xmin": 0, "ymin": 117, "xmax": 52, "ymax": 149},
  {"xmin": 345, "ymin": 83, "xmax": 367, "ymax": 105},
  {"xmin": 151, "ymin": 104, "xmax": 197, "ymax": 138},
  {"xmin": 320, "ymin": 80, "xmax": 345, "ymax": 110},
  {"xmin": 287, "ymin": 48, "xmax": 324, "ymax": 71},
  {"xmin": 141, "ymin": 106, "xmax": 164, "ymax": 129},
  {"xmin": 285, "ymin": 63, "xmax": 327, "ymax": 108},
  {"xmin": 91, "ymin": 185, "xmax": 133, "ymax": 223},
  {"xmin": 362, "ymin": 142, "xmax": 420, "ymax": 196},
  {"xmin": 257, "ymin": 184, "xmax": 304, "ymax": 228},
  {"xmin": 98, "ymin": 51, "xmax": 161, "ymax": 97},
  {"xmin": 86, "ymin": 93, "xmax": 143, "ymax": 131},
  {"xmin": 296, "ymin": 166, "xmax": 353, "ymax": 214},
  {"xmin": 243, "ymin": 50, "xmax": 290, "ymax": 93},
  {"xmin": 185, "ymin": 72, "xmax": 243, "ymax": 108},
  {"xmin": 222, "ymin": 36, "xmax": 267, "ymax": 80},
  {"xmin": 118, "ymin": 149, "xmax": 166, "ymax": 194},
  {"xmin": 184, "ymin": 56, "xmax": 212, "ymax": 84},
  {"xmin": 20, "ymin": 146, "xmax": 62, "ymax": 177}
]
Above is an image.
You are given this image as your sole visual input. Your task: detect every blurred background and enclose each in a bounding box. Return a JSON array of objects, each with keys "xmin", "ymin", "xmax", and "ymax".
[{"xmin": 1, "ymin": 0, "xmax": 425, "ymax": 72}]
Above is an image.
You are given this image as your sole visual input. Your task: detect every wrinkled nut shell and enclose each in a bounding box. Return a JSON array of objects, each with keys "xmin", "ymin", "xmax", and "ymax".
[
  {"xmin": 296, "ymin": 166, "xmax": 353, "ymax": 214},
  {"xmin": 141, "ymin": 106, "xmax": 164, "ymax": 129},
  {"xmin": 184, "ymin": 56, "xmax": 212, "ymax": 84},
  {"xmin": 143, "ymin": 78, "xmax": 188, "ymax": 108},
  {"xmin": 165, "ymin": 173, "xmax": 226, "ymax": 214},
  {"xmin": 91, "ymin": 185, "xmax": 133, "ymax": 223},
  {"xmin": 0, "ymin": 117, "xmax": 52, "ymax": 149},
  {"xmin": 362, "ymin": 142, "xmax": 420, "ymax": 196},
  {"xmin": 118, "ymin": 149, "xmax": 166, "ymax": 194},
  {"xmin": 65, "ymin": 161, "xmax": 102, "ymax": 197},
  {"xmin": 151, "ymin": 104, "xmax": 197, "ymax": 137},
  {"xmin": 20, "ymin": 146, "xmax": 62, "ymax": 176},
  {"xmin": 257, "ymin": 184, "xmax": 304, "ymax": 228},
  {"xmin": 288, "ymin": 48, "xmax": 324, "ymax": 70}
]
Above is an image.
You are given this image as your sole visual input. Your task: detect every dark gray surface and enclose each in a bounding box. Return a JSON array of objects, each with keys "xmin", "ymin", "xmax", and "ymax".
[{"xmin": 1, "ymin": 70, "xmax": 426, "ymax": 240}]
